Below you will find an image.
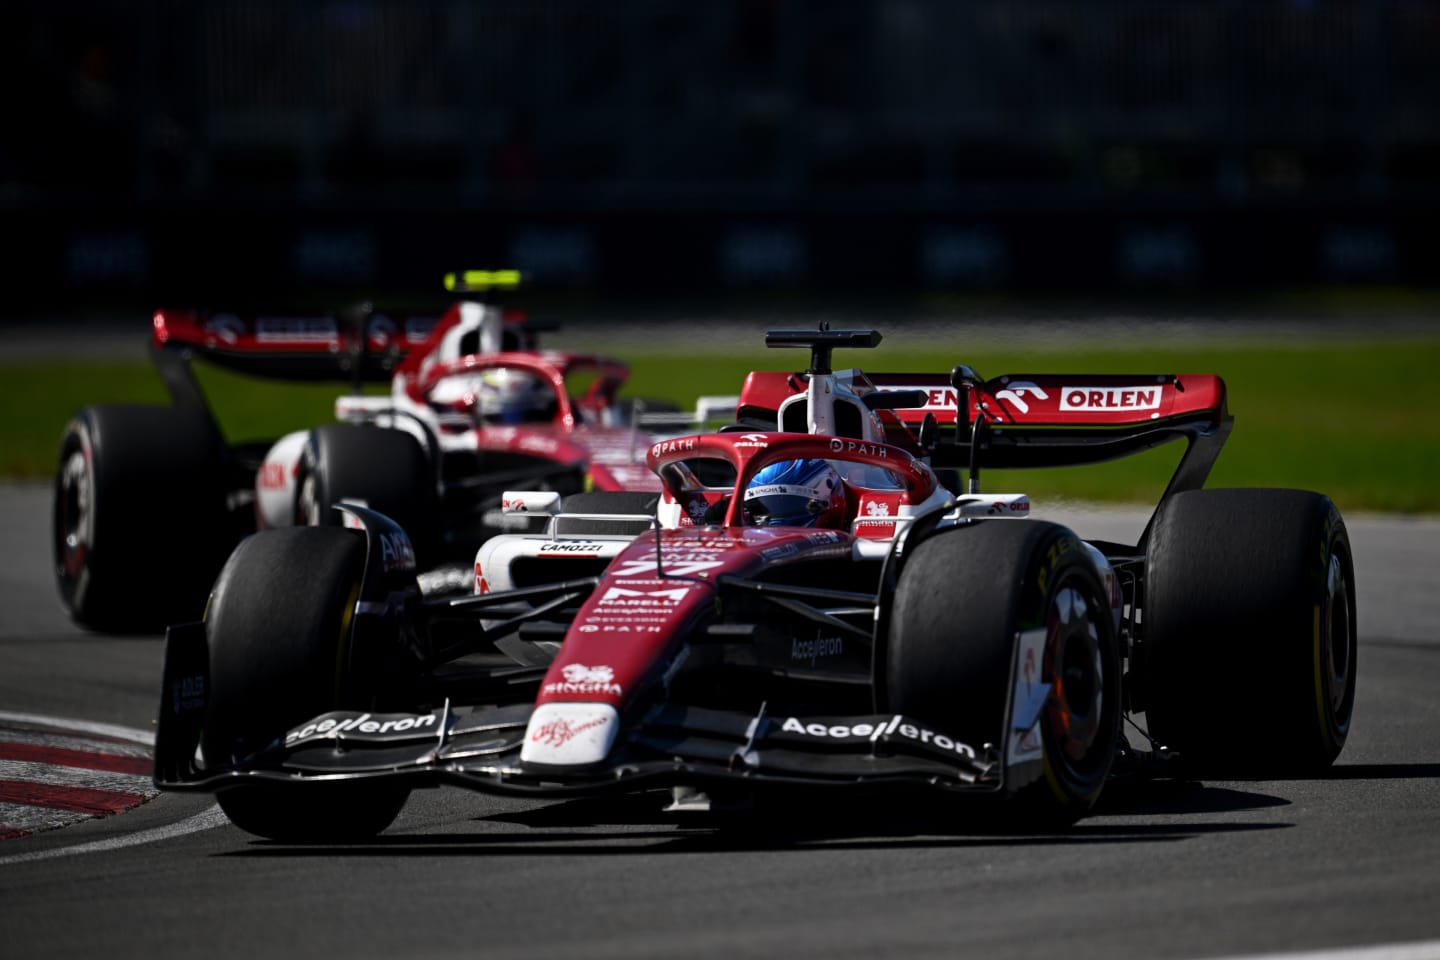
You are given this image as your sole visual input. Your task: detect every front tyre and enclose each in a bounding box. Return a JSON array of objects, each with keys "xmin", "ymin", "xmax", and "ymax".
[
  {"xmin": 1143, "ymin": 488, "xmax": 1357, "ymax": 776},
  {"xmin": 203, "ymin": 527, "xmax": 409, "ymax": 841},
  {"xmin": 886, "ymin": 521, "xmax": 1121, "ymax": 826}
]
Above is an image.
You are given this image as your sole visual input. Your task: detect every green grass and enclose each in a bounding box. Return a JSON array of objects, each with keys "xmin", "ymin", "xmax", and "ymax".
[
  {"xmin": 5, "ymin": 335, "xmax": 1439, "ymax": 515},
  {"xmin": 1, "ymin": 362, "xmax": 378, "ymax": 478},
  {"xmin": 618, "ymin": 337, "xmax": 1440, "ymax": 515}
]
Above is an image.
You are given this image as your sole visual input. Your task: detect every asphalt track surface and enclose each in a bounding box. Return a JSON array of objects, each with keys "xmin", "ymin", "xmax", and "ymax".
[{"xmin": 2, "ymin": 482, "xmax": 1439, "ymax": 960}]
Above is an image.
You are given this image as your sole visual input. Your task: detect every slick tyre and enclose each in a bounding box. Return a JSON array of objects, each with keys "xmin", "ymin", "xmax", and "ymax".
[
  {"xmin": 202, "ymin": 527, "xmax": 409, "ymax": 841},
  {"xmin": 886, "ymin": 521, "xmax": 1121, "ymax": 826},
  {"xmin": 52, "ymin": 405, "xmax": 228, "ymax": 632},
  {"xmin": 1143, "ymin": 488, "xmax": 1357, "ymax": 776},
  {"xmin": 296, "ymin": 424, "xmax": 437, "ymax": 561}
]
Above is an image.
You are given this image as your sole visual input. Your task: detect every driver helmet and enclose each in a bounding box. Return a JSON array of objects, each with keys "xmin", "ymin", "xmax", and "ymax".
[
  {"xmin": 432, "ymin": 368, "xmax": 554, "ymax": 425},
  {"xmin": 743, "ymin": 458, "xmax": 848, "ymax": 529}
]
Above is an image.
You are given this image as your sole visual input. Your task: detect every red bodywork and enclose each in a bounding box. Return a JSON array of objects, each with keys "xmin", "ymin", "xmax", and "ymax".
[
  {"xmin": 740, "ymin": 369, "xmax": 1225, "ymax": 446},
  {"xmin": 152, "ymin": 308, "xmax": 439, "ymax": 358},
  {"xmin": 153, "ymin": 304, "xmax": 660, "ymax": 493},
  {"xmin": 532, "ymin": 432, "xmax": 939, "ymax": 711},
  {"xmin": 409, "ymin": 350, "xmax": 658, "ymax": 492}
]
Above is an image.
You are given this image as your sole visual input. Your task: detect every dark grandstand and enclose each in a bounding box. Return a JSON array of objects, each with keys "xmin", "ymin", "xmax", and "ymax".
[{"xmin": 4, "ymin": 0, "xmax": 1437, "ymax": 301}]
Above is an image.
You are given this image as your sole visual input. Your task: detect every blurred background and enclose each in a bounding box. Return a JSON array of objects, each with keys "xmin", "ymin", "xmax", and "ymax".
[{"xmin": 3, "ymin": 0, "xmax": 1439, "ymax": 311}]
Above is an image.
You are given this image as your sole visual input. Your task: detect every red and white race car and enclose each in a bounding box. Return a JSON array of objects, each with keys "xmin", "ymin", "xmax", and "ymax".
[
  {"xmin": 52, "ymin": 287, "xmax": 727, "ymax": 631},
  {"xmin": 153, "ymin": 327, "xmax": 1358, "ymax": 840}
]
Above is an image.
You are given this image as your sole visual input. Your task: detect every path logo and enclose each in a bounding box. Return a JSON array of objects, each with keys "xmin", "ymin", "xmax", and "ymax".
[{"xmin": 828, "ymin": 438, "xmax": 888, "ymax": 458}]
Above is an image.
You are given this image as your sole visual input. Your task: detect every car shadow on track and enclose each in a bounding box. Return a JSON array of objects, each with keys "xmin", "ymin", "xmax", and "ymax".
[
  {"xmin": 1090, "ymin": 778, "xmax": 1290, "ymax": 816},
  {"xmin": 217, "ymin": 781, "xmax": 1296, "ymax": 857}
]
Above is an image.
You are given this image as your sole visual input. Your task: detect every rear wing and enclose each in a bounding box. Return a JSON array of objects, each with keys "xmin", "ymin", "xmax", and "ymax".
[
  {"xmin": 743, "ymin": 367, "xmax": 1228, "ymax": 467},
  {"xmin": 736, "ymin": 351, "xmax": 1231, "ymax": 524},
  {"xmin": 151, "ymin": 308, "xmax": 441, "ymax": 382}
]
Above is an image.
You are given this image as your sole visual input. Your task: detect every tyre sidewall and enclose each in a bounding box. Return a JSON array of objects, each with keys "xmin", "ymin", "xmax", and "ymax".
[
  {"xmin": 201, "ymin": 527, "xmax": 367, "ymax": 766},
  {"xmin": 298, "ymin": 424, "xmax": 437, "ymax": 558},
  {"xmin": 1143, "ymin": 488, "xmax": 1357, "ymax": 774},
  {"xmin": 52, "ymin": 406, "xmax": 227, "ymax": 631},
  {"xmin": 886, "ymin": 521, "xmax": 1120, "ymax": 820}
]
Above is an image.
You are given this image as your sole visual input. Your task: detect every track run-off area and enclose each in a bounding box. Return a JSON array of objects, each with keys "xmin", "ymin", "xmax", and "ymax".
[{"xmin": 2, "ymin": 482, "xmax": 1439, "ymax": 960}]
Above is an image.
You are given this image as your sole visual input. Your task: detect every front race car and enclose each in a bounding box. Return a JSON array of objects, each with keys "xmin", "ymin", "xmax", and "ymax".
[{"xmin": 155, "ymin": 431, "xmax": 1124, "ymax": 840}]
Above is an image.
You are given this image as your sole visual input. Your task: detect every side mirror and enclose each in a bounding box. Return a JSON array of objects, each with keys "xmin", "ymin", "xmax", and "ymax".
[
  {"xmin": 950, "ymin": 364, "xmax": 983, "ymax": 391},
  {"xmin": 917, "ymin": 412, "xmax": 937, "ymax": 453}
]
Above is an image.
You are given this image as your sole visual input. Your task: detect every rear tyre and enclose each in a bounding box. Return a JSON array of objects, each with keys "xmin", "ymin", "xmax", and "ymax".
[
  {"xmin": 1143, "ymin": 488, "xmax": 1357, "ymax": 776},
  {"xmin": 202, "ymin": 527, "xmax": 410, "ymax": 841},
  {"xmin": 52, "ymin": 405, "xmax": 228, "ymax": 632},
  {"xmin": 886, "ymin": 521, "xmax": 1121, "ymax": 826},
  {"xmin": 296, "ymin": 424, "xmax": 437, "ymax": 560}
]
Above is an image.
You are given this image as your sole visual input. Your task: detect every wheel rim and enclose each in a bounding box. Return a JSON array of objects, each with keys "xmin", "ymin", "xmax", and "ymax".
[
  {"xmin": 1044, "ymin": 582, "xmax": 1111, "ymax": 779},
  {"xmin": 1321, "ymin": 550, "xmax": 1354, "ymax": 728},
  {"xmin": 296, "ymin": 472, "xmax": 322, "ymax": 527},
  {"xmin": 56, "ymin": 447, "xmax": 92, "ymax": 580}
]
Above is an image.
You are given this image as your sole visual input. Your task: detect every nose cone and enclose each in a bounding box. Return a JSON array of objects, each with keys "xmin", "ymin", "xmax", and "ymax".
[{"xmin": 520, "ymin": 702, "xmax": 621, "ymax": 765}]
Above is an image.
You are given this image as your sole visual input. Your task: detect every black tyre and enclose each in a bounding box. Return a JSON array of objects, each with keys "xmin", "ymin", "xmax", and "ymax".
[
  {"xmin": 556, "ymin": 491, "xmax": 659, "ymax": 536},
  {"xmin": 53, "ymin": 405, "xmax": 229, "ymax": 632},
  {"xmin": 296, "ymin": 424, "xmax": 437, "ymax": 560},
  {"xmin": 203, "ymin": 527, "xmax": 410, "ymax": 841},
  {"xmin": 1143, "ymin": 488, "xmax": 1357, "ymax": 776},
  {"xmin": 886, "ymin": 521, "xmax": 1121, "ymax": 825}
]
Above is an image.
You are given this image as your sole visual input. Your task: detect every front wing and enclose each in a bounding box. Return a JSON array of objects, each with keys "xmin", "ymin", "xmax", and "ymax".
[
  {"xmin": 155, "ymin": 624, "xmax": 1012, "ymax": 797},
  {"xmin": 156, "ymin": 701, "xmax": 1003, "ymax": 797}
]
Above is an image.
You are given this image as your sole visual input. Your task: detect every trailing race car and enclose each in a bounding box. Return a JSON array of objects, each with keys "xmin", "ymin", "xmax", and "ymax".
[
  {"xmin": 153, "ymin": 328, "xmax": 1357, "ymax": 840},
  {"xmin": 53, "ymin": 277, "xmax": 727, "ymax": 631}
]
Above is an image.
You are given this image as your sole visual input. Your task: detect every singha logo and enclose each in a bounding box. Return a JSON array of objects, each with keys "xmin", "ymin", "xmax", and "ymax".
[
  {"xmin": 561, "ymin": 663, "xmax": 615, "ymax": 684},
  {"xmin": 544, "ymin": 662, "xmax": 623, "ymax": 698}
]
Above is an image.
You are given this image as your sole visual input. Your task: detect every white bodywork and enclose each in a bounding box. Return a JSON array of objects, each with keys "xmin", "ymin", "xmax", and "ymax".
[
  {"xmin": 252, "ymin": 300, "xmax": 735, "ymax": 531},
  {"xmin": 474, "ymin": 491, "xmax": 651, "ymax": 594},
  {"xmin": 254, "ymin": 430, "xmax": 309, "ymax": 529},
  {"xmin": 778, "ymin": 367, "xmax": 890, "ymax": 442},
  {"xmin": 520, "ymin": 702, "xmax": 621, "ymax": 765}
]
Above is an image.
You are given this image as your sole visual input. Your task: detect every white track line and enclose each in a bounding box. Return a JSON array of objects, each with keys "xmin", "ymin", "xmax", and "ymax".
[
  {"xmin": 0, "ymin": 710, "xmax": 155, "ymax": 745},
  {"xmin": 0, "ymin": 805, "xmax": 230, "ymax": 866},
  {"xmin": 1201, "ymin": 942, "xmax": 1440, "ymax": 960},
  {"xmin": 0, "ymin": 711, "xmax": 227, "ymax": 862}
]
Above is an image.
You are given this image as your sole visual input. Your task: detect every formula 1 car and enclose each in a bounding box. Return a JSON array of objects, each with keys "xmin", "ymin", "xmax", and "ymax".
[
  {"xmin": 153, "ymin": 328, "xmax": 1357, "ymax": 840},
  {"xmin": 53, "ymin": 279, "xmax": 727, "ymax": 631}
]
